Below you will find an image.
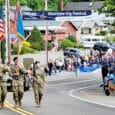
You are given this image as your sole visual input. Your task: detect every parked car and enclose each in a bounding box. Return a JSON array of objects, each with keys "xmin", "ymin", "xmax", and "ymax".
[
  {"xmin": 64, "ymin": 47, "xmax": 83, "ymax": 57},
  {"xmin": 93, "ymin": 43, "xmax": 110, "ymax": 51}
]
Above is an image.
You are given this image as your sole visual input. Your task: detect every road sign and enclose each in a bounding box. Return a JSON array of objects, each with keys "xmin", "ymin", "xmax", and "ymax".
[{"xmin": 22, "ymin": 10, "xmax": 92, "ymax": 20}]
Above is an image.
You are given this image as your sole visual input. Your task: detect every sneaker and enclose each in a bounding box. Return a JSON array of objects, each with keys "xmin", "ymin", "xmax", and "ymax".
[{"xmin": 105, "ymin": 87, "xmax": 110, "ymax": 96}]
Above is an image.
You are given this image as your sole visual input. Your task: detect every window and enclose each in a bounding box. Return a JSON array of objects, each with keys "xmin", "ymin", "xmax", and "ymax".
[{"xmin": 81, "ymin": 28, "xmax": 92, "ymax": 34}]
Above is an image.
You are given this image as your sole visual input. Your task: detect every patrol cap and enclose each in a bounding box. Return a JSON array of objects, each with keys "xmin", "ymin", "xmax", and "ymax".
[
  {"xmin": 13, "ymin": 56, "xmax": 18, "ymax": 62},
  {"xmin": 34, "ymin": 61, "xmax": 40, "ymax": 65}
]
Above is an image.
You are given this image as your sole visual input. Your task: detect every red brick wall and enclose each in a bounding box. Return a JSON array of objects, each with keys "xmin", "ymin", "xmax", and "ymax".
[{"xmin": 43, "ymin": 21, "xmax": 78, "ymax": 41}]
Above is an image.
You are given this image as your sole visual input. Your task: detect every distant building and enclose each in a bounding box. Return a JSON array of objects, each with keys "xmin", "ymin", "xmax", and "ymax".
[{"xmin": 64, "ymin": 1, "xmax": 104, "ymax": 11}]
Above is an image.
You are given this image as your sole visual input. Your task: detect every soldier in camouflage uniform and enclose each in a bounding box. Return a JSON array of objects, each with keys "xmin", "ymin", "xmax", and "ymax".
[
  {"xmin": 32, "ymin": 61, "xmax": 45, "ymax": 108},
  {"xmin": 0, "ymin": 59, "xmax": 10, "ymax": 109},
  {"xmin": 11, "ymin": 57, "xmax": 26, "ymax": 108}
]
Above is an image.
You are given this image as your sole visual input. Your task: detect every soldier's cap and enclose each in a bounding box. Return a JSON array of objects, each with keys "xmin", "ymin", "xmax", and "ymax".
[
  {"xmin": 13, "ymin": 56, "xmax": 18, "ymax": 62},
  {"xmin": 34, "ymin": 61, "xmax": 40, "ymax": 64}
]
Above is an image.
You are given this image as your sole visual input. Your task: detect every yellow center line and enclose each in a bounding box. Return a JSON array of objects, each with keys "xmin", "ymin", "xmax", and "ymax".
[
  {"xmin": 5, "ymin": 103, "xmax": 27, "ymax": 115},
  {"xmin": 5, "ymin": 100, "xmax": 34, "ymax": 115}
]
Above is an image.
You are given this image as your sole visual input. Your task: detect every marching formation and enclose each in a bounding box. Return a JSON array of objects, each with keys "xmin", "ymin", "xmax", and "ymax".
[{"xmin": 0, "ymin": 57, "xmax": 45, "ymax": 109}]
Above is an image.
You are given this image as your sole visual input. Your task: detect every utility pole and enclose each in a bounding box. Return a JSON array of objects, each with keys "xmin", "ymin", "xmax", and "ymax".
[
  {"xmin": 45, "ymin": 0, "xmax": 48, "ymax": 65},
  {"xmin": 5, "ymin": 0, "xmax": 11, "ymax": 64},
  {"xmin": 61, "ymin": 0, "xmax": 64, "ymax": 11}
]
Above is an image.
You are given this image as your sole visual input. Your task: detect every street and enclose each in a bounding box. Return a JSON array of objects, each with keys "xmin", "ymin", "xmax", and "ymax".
[{"xmin": 0, "ymin": 70, "xmax": 115, "ymax": 115}]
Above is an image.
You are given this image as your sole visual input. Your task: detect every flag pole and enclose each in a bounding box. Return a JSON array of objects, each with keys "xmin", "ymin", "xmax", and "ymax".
[
  {"xmin": 5, "ymin": 0, "xmax": 11, "ymax": 64},
  {"xmin": 45, "ymin": 0, "xmax": 48, "ymax": 66}
]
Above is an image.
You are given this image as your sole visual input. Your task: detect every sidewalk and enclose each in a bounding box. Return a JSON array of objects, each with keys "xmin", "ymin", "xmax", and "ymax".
[{"xmin": 77, "ymin": 85, "xmax": 115, "ymax": 108}]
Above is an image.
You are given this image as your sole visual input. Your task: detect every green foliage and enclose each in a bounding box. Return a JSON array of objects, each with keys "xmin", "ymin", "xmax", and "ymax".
[
  {"xmin": 61, "ymin": 39, "xmax": 84, "ymax": 49},
  {"xmin": 111, "ymin": 21, "xmax": 115, "ymax": 26},
  {"xmin": 110, "ymin": 30, "xmax": 115, "ymax": 34},
  {"xmin": 96, "ymin": 30, "xmax": 108, "ymax": 36},
  {"xmin": 61, "ymin": 39, "xmax": 73, "ymax": 49},
  {"xmin": 27, "ymin": 0, "xmax": 40, "ymax": 10},
  {"xmin": 48, "ymin": 42, "xmax": 53, "ymax": 49},
  {"xmin": 20, "ymin": 45, "xmax": 36, "ymax": 54},
  {"xmin": 67, "ymin": 35, "xmax": 76, "ymax": 42},
  {"xmin": 12, "ymin": 41, "xmax": 37, "ymax": 54},
  {"xmin": 27, "ymin": 26, "xmax": 45, "ymax": 51},
  {"xmin": 10, "ymin": 0, "xmax": 27, "ymax": 6},
  {"xmin": 99, "ymin": 0, "xmax": 115, "ymax": 16},
  {"xmin": 112, "ymin": 37, "xmax": 115, "ymax": 42}
]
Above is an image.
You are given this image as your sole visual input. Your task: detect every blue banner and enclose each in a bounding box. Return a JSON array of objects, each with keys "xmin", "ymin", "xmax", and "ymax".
[
  {"xmin": 22, "ymin": 10, "xmax": 92, "ymax": 20},
  {"xmin": 80, "ymin": 64, "xmax": 100, "ymax": 72}
]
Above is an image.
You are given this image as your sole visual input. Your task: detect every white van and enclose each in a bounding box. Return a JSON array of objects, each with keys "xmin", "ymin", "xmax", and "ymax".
[{"xmin": 80, "ymin": 36, "xmax": 106, "ymax": 48}]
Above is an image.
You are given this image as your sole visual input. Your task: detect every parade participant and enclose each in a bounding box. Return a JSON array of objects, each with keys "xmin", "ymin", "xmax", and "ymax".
[
  {"xmin": 0, "ymin": 59, "xmax": 10, "ymax": 109},
  {"xmin": 10, "ymin": 57, "xmax": 26, "ymax": 108},
  {"xmin": 32, "ymin": 61, "xmax": 45, "ymax": 108}
]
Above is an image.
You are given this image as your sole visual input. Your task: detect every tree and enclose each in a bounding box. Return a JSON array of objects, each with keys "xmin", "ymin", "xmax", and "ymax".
[
  {"xmin": 27, "ymin": 26, "xmax": 45, "ymax": 51},
  {"xmin": 99, "ymin": 0, "xmax": 115, "ymax": 16},
  {"xmin": 10, "ymin": 0, "xmax": 27, "ymax": 6},
  {"xmin": 67, "ymin": 35, "xmax": 76, "ymax": 42}
]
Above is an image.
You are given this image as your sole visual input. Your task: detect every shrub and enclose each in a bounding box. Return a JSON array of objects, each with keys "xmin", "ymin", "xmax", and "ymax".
[
  {"xmin": 96, "ymin": 30, "xmax": 108, "ymax": 36},
  {"xmin": 110, "ymin": 30, "xmax": 115, "ymax": 34},
  {"xmin": 61, "ymin": 39, "xmax": 73, "ymax": 49},
  {"xmin": 48, "ymin": 42, "xmax": 53, "ymax": 49},
  {"xmin": 112, "ymin": 37, "xmax": 115, "ymax": 42},
  {"xmin": 20, "ymin": 45, "xmax": 36, "ymax": 54},
  {"xmin": 67, "ymin": 35, "xmax": 76, "ymax": 42}
]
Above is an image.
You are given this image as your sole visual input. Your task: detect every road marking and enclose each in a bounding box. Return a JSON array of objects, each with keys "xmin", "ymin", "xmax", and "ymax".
[
  {"xmin": 69, "ymin": 85, "xmax": 115, "ymax": 108},
  {"xmin": 47, "ymin": 79, "xmax": 96, "ymax": 87},
  {"xmin": 5, "ymin": 100, "xmax": 34, "ymax": 115}
]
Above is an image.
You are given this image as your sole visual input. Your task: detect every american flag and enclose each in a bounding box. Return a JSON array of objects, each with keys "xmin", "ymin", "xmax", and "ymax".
[{"xmin": 0, "ymin": 19, "xmax": 4, "ymax": 41}]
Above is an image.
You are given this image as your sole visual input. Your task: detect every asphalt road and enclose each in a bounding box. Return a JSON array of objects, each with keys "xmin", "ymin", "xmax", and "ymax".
[{"xmin": 1, "ymin": 71, "xmax": 115, "ymax": 115}]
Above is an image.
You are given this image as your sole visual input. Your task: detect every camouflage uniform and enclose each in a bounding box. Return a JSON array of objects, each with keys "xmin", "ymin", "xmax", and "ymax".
[
  {"xmin": 0, "ymin": 64, "xmax": 10, "ymax": 109},
  {"xmin": 32, "ymin": 64, "xmax": 45, "ymax": 108},
  {"xmin": 11, "ymin": 64, "xmax": 25, "ymax": 108}
]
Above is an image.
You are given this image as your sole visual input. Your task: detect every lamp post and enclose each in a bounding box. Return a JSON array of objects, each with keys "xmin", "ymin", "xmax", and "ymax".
[{"xmin": 45, "ymin": 0, "xmax": 48, "ymax": 65}]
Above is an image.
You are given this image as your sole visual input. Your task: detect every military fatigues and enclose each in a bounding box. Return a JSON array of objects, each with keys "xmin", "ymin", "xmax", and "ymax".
[
  {"xmin": 0, "ymin": 64, "xmax": 10, "ymax": 109},
  {"xmin": 32, "ymin": 66, "xmax": 45, "ymax": 107},
  {"xmin": 11, "ymin": 64, "xmax": 25, "ymax": 108}
]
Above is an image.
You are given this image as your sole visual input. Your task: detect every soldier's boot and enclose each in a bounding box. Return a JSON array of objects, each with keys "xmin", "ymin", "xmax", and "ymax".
[
  {"xmin": 39, "ymin": 93, "xmax": 43, "ymax": 107},
  {"xmin": 14, "ymin": 101, "xmax": 19, "ymax": 108},
  {"xmin": 1, "ymin": 102, "xmax": 4, "ymax": 108},
  {"xmin": 19, "ymin": 100, "xmax": 22, "ymax": 106},
  {"xmin": 0, "ymin": 103, "xmax": 2, "ymax": 109},
  {"xmin": 36, "ymin": 102, "xmax": 39, "ymax": 108}
]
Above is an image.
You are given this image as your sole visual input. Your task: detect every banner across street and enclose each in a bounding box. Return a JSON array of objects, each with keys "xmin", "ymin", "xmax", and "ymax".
[{"xmin": 22, "ymin": 10, "xmax": 92, "ymax": 20}]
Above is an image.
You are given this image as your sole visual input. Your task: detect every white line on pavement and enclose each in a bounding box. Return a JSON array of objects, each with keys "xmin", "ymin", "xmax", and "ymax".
[
  {"xmin": 69, "ymin": 85, "xmax": 115, "ymax": 108},
  {"xmin": 47, "ymin": 79, "xmax": 96, "ymax": 87}
]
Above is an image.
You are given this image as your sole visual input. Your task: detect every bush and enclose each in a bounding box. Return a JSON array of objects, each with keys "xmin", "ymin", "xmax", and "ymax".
[
  {"xmin": 48, "ymin": 42, "xmax": 53, "ymax": 49},
  {"xmin": 61, "ymin": 39, "xmax": 84, "ymax": 49},
  {"xmin": 67, "ymin": 35, "xmax": 76, "ymax": 42},
  {"xmin": 112, "ymin": 37, "xmax": 115, "ymax": 42},
  {"xmin": 110, "ymin": 30, "xmax": 115, "ymax": 34},
  {"xmin": 61, "ymin": 39, "xmax": 74, "ymax": 49},
  {"xmin": 12, "ymin": 42, "xmax": 37, "ymax": 55},
  {"xmin": 96, "ymin": 30, "xmax": 108, "ymax": 36}
]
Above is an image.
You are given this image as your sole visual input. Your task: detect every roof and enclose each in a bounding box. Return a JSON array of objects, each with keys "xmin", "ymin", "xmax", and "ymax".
[
  {"xmin": 72, "ymin": 20, "xmax": 106, "ymax": 28},
  {"xmin": 95, "ymin": 20, "xmax": 106, "ymax": 27},
  {"xmin": 64, "ymin": 1, "xmax": 104, "ymax": 11},
  {"xmin": 23, "ymin": 20, "xmax": 66, "ymax": 31}
]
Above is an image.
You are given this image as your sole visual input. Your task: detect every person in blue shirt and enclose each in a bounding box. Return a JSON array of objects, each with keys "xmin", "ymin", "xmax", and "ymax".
[{"xmin": 107, "ymin": 68, "xmax": 115, "ymax": 92}]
